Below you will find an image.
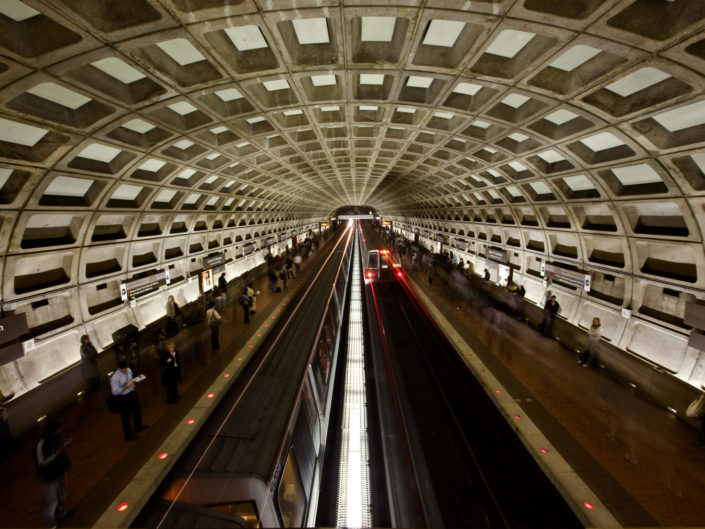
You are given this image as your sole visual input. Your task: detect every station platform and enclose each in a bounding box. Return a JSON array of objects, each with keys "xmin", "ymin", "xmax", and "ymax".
[
  {"xmin": 1, "ymin": 237, "xmax": 704, "ymax": 527},
  {"xmin": 0, "ymin": 246, "xmax": 319, "ymax": 528},
  {"xmin": 402, "ymin": 258, "xmax": 705, "ymax": 528}
]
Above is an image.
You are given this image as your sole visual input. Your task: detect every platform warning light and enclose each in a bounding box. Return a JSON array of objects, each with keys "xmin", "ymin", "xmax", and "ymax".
[
  {"xmin": 584, "ymin": 502, "xmax": 595, "ymax": 510},
  {"xmin": 158, "ymin": 452, "xmax": 168, "ymax": 460},
  {"xmin": 116, "ymin": 503, "xmax": 128, "ymax": 512},
  {"xmin": 207, "ymin": 393, "xmax": 215, "ymax": 398},
  {"xmin": 186, "ymin": 419, "xmax": 195, "ymax": 424}
]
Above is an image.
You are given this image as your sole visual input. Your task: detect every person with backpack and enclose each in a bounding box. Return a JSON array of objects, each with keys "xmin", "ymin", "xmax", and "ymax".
[
  {"xmin": 280, "ymin": 265, "xmax": 288, "ymax": 289},
  {"xmin": 206, "ymin": 301, "xmax": 222, "ymax": 350}
]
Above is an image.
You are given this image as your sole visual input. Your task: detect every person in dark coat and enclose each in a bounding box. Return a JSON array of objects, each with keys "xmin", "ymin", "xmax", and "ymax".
[
  {"xmin": 240, "ymin": 288, "xmax": 251, "ymax": 324},
  {"xmin": 79, "ymin": 335, "xmax": 100, "ymax": 391},
  {"xmin": 539, "ymin": 295, "xmax": 561, "ymax": 337},
  {"xmin": 159, "ymin": 342, "xmax": 182, "ymax": 403},
  {"xmin": 218, "ymin": 273, "xmax": 227, "ymax": 298},
  {"xmin": 35, "ymin": 418, "xmax": 72, "ymax": 528}
]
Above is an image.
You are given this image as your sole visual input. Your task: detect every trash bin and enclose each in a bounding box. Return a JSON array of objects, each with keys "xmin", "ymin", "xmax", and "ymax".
[{"xmin": 112, "ymin": 324, "xmax": 139, "ymax": 368}]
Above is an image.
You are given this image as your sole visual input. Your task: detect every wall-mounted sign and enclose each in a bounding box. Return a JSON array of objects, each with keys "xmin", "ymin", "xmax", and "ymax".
[
  {"xmin": 279, "ymin": 232, "xmax": 288, "ymax": 242},
  {"xmin": 243, "ymin": 243, "xmax": 255, "ymax": 256},
  {"xmin": 455, "ymin": 239, "xmax": 467, "ymax": 251},
  {"xmin": 542, "ymin": 262, "xmax": 591, "ymax": 292},
  {"xmin": 121, "ymin": 270, "xmax": 168, "ymax": 300},
  {"xmin": 267, "ymin": 237, "xmax": 276, "ymax": 245},
  {"xmin": 0, "ymin": 313, "xmax": 28, "ymax": 346},
  {"xmin": 200, "ymin": 268, "xmax": 214, "ymax": 293},
  {"xmin": 321, "ymin": 222, "xmax": 329, "ymax": 228},
  {"xmin": 382, "ymin": 220, "xmax": 391, "ymax": 226},
  {"xmin": 435, "ymin": 233, "xmax": 446, "ymax": 243},
  {"xmin": 486, "ymin": 247, "xmax": 508, "ymax": 264},
  {"xmin": 202, "ymin": 253, "xmax": 225, "ymax": 270},
  {"xmin": 291, "ymin": 230, "xmax": 298, "ymax": 237}
]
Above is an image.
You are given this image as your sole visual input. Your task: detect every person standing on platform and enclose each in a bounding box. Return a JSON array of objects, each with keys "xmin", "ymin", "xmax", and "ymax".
[
  {"xmin": 293, "ymin": 254, "xmax": 302, "ymax": 275},
  {"xmin": 578, "ymin": 318, "xmax": 602, "ymax": 367},
  {"xmin": 285, "ymin": 257, "xmax": 295, "ymax": 279},
  {"xmin": 35, "ymin": 418, "xmax": 73, "ymax": 528},
  {"xmin": 159, "ymin": 342, "xmax": 181, "ymax": 403},
  {"xmin": 240, "ymin": 288, "xmax": 252, "ymax": 324},
  {"xmin": 218, "ymin": 273, "xmax": 227, "ymax": 300},
  {"xmin": 0, "ymin": 400, "xmax": 17, "ymax": 456},
  {"xmin": 539, "ymin": 295, "xmax": 561, "ymax": 337},
  {"xmin": 280, "ymin": 265, "xmax": 289, "ymax": 289},
  {"xmin": 206, "ymin": 302, "xmax": 222, "ymax": 350},
  {"xmin": 166, "ymin": 295, "xmax": 183, "ymax": 330},
  {"xmin": 268, "ymin": 267, "xmax": 280, "ymax": 293},
  {"xmin": 246, "ymin": 282, "xmax": 258, "ymax": 315},
  {"xmin": 110, "ymin": 360, "xmax": 147, "ymax": 441},
  {"xmin": 79, "ymin": 335, "xmax": 100, "ymax": 391}
]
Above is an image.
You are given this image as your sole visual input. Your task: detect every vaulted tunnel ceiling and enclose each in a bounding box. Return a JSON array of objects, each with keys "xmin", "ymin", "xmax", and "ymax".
[{"xmin": 2, "ymin": 0, "xmax": 705, "ymax": 299}]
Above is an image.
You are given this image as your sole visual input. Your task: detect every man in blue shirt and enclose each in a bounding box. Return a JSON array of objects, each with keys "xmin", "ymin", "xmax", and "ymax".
[{"xmin": 110, "ymin": 360, "xmax": 147, "ymax": 441}]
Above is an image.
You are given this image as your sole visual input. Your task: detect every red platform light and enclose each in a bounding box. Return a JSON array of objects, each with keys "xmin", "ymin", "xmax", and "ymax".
[
  {"xmin": 186, "ymin": 419, "xmax": 195, "ymax": 425},
  {"xmin": 224, "ymin": 373, "xmax": 230, "ymax": 378},
  {"xmin": 207, "ymin": 393, "xmax": 215, "ymax": 398},
  {"xmin": 158, "ymin": 452, "xmax": 168, "ymax": 460},
  {"xmin": 237, "ymin": 357, "xmax": 243, "ymax": 361},
  {"xmin": 248, "ymin": 344, "xmax": 253, "ymax": 348},
  {"xmin": 584, "ymin": 502, "xmax": 595, "ymax": 510},
  {"xmin": 257, "ymin": 333, "xmax": 262, "ymax": 337},
  {"xmin": 540, "ymin": 448, "xmax": 548, "ymax": 454},
  {"xmin": 116, "ymin": 503, "xmax": 128, "ymax": 512},
  {"xmin": 514, "ymin": 415, "xmax": 521, "ymax": 419},
  {"xmin": 495, "ymin": 389, "xmax": 501, "ymax": 394}
]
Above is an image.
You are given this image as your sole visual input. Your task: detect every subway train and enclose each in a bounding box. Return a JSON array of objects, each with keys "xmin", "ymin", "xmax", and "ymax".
[
  {"xmin": 364, "ymin": 248, "xmax": 403, "ymax": 284},
  {"xmin": 137, "ymin": 227, "xmax": 354, "ymax": 528}
]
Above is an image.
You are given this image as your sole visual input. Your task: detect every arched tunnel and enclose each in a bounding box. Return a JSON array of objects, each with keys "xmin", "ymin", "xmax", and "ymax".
[{"xmin": 1, "ymin": 2, "xmax": 705, "ymax": 524}]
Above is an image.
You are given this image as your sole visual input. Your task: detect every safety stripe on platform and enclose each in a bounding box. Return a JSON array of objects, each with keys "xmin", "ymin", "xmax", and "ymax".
[{"xmin": 92, "ymin": 300, "xmax": 290, "ymax": 528}]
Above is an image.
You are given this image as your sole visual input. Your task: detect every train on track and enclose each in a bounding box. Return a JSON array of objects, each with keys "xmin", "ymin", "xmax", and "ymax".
[{"xmin": 137, "ymin": 226, "xmax": 354, "ymax": 529}]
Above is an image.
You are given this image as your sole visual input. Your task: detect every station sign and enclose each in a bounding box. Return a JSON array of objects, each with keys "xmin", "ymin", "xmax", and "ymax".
[
  {"xmin": 486, "ymin": 247, "xmax": 508, "ymax": 264},
  {"xmin": 541, "ymin": 262, "xmax": 591, "ymax": 292},
  {"xmin": 279, "ymin": 232, "xmax": 288, "ymax": 242},
  {"xmin": 266, "ymin": 237, "xmax": 276, "ymax": 245},
  {"xmin": 121, "ymin": 270, "xmax": 168, "ymax": 300},
  {"xmin": 243, "ymin": 243, "xmax": 256, "ymax": 256},
  {"xmin": 435, "ymin": 233, "xmax": 446, "ymax": 243},
  {"xmin": 455, "ymin": 239, "xmax": 467, "ymax": 251},
  {"xmin": 202, "ymin": 253, "xmax": 225, "ymax": 270},
  {"xmin": 382, "ymin": 220, "xmax": 391, "ymax": 226}
]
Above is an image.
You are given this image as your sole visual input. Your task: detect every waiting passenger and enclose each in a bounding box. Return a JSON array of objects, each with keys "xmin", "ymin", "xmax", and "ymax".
[
  {"xmin": 79, "ymin": 335, "xmax": 100, "ymax": 391},
  {"xmin": 110, "ymin": 360, "xmax": 147, "ymax": 441},
  {"xmin": 206, "ymin": 302, "xmax": 222, "ymax": 350},
  {"xmin": 240, "ymin": 288, "xmax": 252, "ymax": 324},
  {"xmin": 539, "ymin": 295, "xmax": 561, "ymax": 337},
  {"xmin": 35, "ymin": 418, "xmax": 73, "ymax": 528},
  {"xmin": 159, "ymin": 342, "xmax": 181, "ymax": 403},
  {"xmin": 268, "ymin": 267, "xmax": 280, "ymax": 293},
  {"xmin": 246, "ymin": 282, "xmax": 258, "ymax": 315},
  {"xmin": 578, "ymin": 318, "xmax": 602, "ymax": 367},
  {"xmin": 166, "ymin": 295, "xmax": 183, "ymax": 330},
  {"xmin": 293, "ymin": 254, "xmax": 302, "ymax": 274}
]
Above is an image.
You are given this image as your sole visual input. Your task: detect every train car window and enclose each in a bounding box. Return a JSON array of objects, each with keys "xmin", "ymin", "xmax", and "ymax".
[
  {"xmin": 311, "ymin": 337, "xmax": 330, "ymax": 403},
  {"xmin": 277, "ymin": 449, "xmax": 306, "ymax": 528},
  {"xmin": 209, "ymin": 500, "xmax": 259, "ymax": 528},
  {"xmin": 367, "ymin": 251, "xmax": 379, "ymax": 269},
  {"xmin": 302, "ymin": 377, "xmax": 319, "ymax": 436}
]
